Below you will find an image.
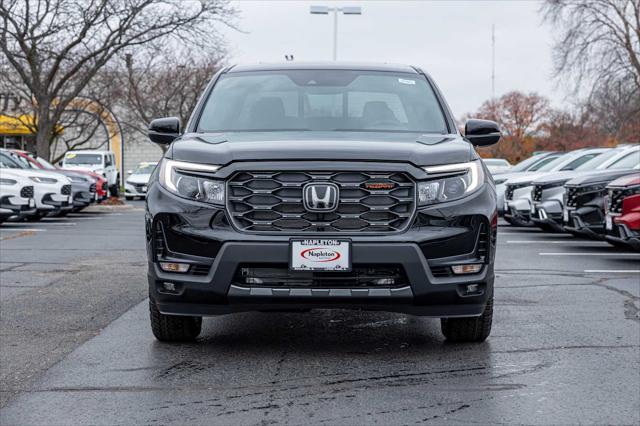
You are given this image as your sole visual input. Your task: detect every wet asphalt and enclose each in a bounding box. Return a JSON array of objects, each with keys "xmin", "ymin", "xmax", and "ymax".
[{"xmin": 0, "ymin": 201, "xmax": 639, "ymax": 425}]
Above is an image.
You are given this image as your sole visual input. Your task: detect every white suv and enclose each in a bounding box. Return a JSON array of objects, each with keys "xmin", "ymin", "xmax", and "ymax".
[
  {"xmin": 61, "ymin": 150, "xmax": 119, "ymax": 195},
  {"xmin": 0, "ymin": 151, "xmax": 73, "ymax": 220},
  {"xmin": 0, "ymin": 171, "xmax": 37, "ymax": 223}
]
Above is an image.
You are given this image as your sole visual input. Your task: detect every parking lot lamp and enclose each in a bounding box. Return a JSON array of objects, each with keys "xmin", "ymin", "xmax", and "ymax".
[{"xmin": 310, "ymin": 5, "xmax": 362, "ymax": 60}]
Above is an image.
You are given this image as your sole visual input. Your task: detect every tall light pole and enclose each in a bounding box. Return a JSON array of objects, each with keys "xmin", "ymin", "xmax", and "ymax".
[{"xmin": 310, "ymin": 5, "xmax": 362, "ymax": 61}]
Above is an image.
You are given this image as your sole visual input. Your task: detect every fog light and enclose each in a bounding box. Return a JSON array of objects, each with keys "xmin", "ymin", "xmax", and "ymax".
[
  {"xmin": 465, "ymin": 284, "xmax": 481, "ymax": 295},
  {"xmin": 538, "ymin": 208, "xmax": 548, "ymax": 220},
  {"xmin": 162, "ymin": 282, "xmax": 176, "ymax": 292},
  {"xmin": 159, "ymin": 262, "xmax": 190, "ymax": 273},
  {"xmin": 451, "ymin": 264, "xmax": 483, "ymax": 275}
]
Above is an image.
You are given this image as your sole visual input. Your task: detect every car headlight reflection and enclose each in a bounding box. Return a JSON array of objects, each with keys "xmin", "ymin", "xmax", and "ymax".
[
  {"xmin": 418, "ymin": 160, "xmax": 484, "ymax": 206},
  {"xmin": 159, "ymin": 159, "xmax": 223, "ymax": 205}
]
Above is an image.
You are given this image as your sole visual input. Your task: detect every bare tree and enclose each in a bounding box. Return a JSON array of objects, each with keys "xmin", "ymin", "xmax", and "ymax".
[
  {"xmin": 542, "ymin": 0, "xmax": 640, "ymax": 95},
  {"xmin": 110, "ymin": 44, "xmax": 224, "ymax": 152},
  {"xmin": 0, "ymin": 0, "xmax": 235, "ymax": 160}
]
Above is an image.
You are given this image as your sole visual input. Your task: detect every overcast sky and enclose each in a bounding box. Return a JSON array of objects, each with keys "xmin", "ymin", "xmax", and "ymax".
[{"xmin": 221, "ymin": 0, "xmax": 568, "ymax": 118}]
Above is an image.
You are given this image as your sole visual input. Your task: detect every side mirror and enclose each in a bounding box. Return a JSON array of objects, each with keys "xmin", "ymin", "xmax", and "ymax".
[
  {"xmin": 148, "ymin": 117, "xmax": 181, "ymax": 145},
  {"xmin": 464, "ymin": 119, "xmax": 501, "ymax": 147}
]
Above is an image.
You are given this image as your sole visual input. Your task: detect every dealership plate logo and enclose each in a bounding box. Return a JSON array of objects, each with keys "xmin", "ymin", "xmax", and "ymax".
[
  {"xmin": 290, "ymin": 239, "xmax": 351, "ymax": 271},
  {"xmin": 303, "ymin": 183, "xmax": 339, "ymax": 212}
]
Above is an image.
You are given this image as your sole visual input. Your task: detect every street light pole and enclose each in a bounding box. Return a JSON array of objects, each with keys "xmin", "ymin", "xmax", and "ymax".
[{"xmin": 310, "ymin": 5, "xmax": 362, "ymax": 61}]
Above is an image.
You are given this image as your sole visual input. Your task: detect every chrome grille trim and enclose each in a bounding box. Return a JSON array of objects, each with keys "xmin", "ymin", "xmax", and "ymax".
[{"xmin": 226, "ymin": 171, "xmax": 416, "ymax": 233}]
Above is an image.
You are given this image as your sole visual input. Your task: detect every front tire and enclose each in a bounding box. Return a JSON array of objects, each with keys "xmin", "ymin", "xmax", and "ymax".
[
  {"xmin": 441, "ymin": 297, "xmax": 493, "ymax": 343},
  {"xmin": 149, "ymin": 301, "xmax": 202, "ymax": 342}
]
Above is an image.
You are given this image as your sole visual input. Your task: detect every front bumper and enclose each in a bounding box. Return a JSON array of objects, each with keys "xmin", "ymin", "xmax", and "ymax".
[
  {"xmin": 605, "ymin": 216, "xmax": 640, "ymax": 251},
  {"xmin": 0, "ymin": 196, "xmax": 37, "ymax": 216},
  {"xmin": 531, "ymin": 200, "xmax": 564, "ymax": 231},
  {"xmin": 563, "ymin": 206, "xmax": 605, "ymax": 239},
  {"xmin": 125, "ymin": 182, "xmax": 148, "ymax": 197},
  {"xmin": 146, "ymin": 169, "xmax": 497, "ymax": 318}
]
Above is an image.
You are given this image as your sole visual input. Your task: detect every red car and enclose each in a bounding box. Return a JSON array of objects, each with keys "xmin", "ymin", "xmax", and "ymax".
[
  {"xmin": 11, "ymin": 150, "xmax": 109, "ymax": 202},
  {"xmin": 604, "ymin": 173, "xmax": 640, "ymax": 251}
]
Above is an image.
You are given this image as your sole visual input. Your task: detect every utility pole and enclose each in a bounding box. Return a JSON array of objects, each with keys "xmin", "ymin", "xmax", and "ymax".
[
  {"xmin": 310, "ymin": 5, "xmax": 362, "ymax": 61},
  {"xmin": 491, "ymin": 24, "xmax": 496, "ymax": 99}
]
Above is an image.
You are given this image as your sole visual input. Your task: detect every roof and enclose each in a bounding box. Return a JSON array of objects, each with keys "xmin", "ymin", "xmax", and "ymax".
[{"xmin": 228, "ymin": 62, "xmax": 419, "ymax": 74}]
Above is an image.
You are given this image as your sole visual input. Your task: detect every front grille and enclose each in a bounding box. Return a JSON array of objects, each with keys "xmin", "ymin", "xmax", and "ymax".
[
  {"xmin": 532, "ymin": 185, "xmax": 543, "ymax": 202},
  {"xmin": 505, "ymin": 183, "xmax": 529, "ymax": 201},
  {"xmin": 89, "ymin": 183, "xmax": 96, "ymax": 193},
  {"xmin": 61, "ymin": 184, "xmax": 72, "ymax": 195},
  {"xmin": 565, "ymin": 186, "xmax": 579, "ymax": 208},
  {"xmin": 227, "ymin": 171, "xmax": 415, "ymax": 233},
  {"xmin": 20, "ymin": 185, "xmax": 34, "ymax": 198},
  {"xmin": 234, "ymin": 264, "xmax": 407, "ymax": 288},
  {"xmin": 608, "ymin": 187, "xmax": 640, "ymax": 214},
  {"xmin": 134, "ymin": 183, "xmax": 147, "ymax": 193}
]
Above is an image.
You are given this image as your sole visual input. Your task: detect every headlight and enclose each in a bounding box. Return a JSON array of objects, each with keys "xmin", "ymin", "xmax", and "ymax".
[
  {"xmin": 159, "ymin": 159, "xmax": 223, "ymax": 204},
  {"xmin": 68, "ymin": 175, "xmax": 86, "ymax": 183},
  {"xmin": 29, "ymin": 176, "xmax": 57, "ymax": 184},
  {"xmin": 419, "ymin": 160, "xmax": 484, "ymax": 206},
  {"xmin": 582, "ymin": 183, "xmax": 607, "ymax": 193},
  {"xmin": 0, "ymin": 178, "xmax": 17, "ymax": 185}
]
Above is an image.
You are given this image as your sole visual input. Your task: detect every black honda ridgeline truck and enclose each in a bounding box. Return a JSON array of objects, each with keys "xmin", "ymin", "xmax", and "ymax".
[{"xmin": 145, "ymin": 63, "xmax": 501, "ymax": 343}]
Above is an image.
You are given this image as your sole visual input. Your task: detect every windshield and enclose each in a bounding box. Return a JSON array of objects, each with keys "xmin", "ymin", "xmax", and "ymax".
[
  {"xmin": 512, "ymin": 154, "xmax": 554, "ymax": 172},
  {"xmin": 198, "ymin": 70, "xmax": 448, "ymax": 133},
  {"xmin": 0, "ymin": 152, "xmax": 23, "ymax": 169},
  {"xmin": 34, "ymin": 157, "xmax": 57, "ymax": 170},
  {"xmin": 65, "ymin": 153, "xmax": 102, "ymax": 165},
  {"xmin": 134, "ymin": 163, "xmax": 157, "ymax": 174},
  {"xmin": 535, "ymin": 154, "xmax": 572, "ymax": 172},
  {"xmin": 528, "ymin": 155, "xmax": 562, "ymax": 171}
]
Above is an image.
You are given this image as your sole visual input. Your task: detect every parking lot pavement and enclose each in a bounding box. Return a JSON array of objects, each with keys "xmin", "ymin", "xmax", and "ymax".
[{"xmin": 1, "ymin": 210, "xmax": 639, "ymax": 424}]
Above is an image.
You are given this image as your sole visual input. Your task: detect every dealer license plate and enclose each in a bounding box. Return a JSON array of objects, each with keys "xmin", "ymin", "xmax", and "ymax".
[
  {"xmin": 29, "ymin": 198, "xmax": 35, "ymax": 208},
  {"xmin": 605, "ymin": 214, "xmax": 613, "ymax": 231},
  {"xmin": 563, "ymin": 208, "xmax": 569, "ymax": 223},
  {"xmin": 290, "ymin": 239, "xmax": 351, "ymax": 272}
]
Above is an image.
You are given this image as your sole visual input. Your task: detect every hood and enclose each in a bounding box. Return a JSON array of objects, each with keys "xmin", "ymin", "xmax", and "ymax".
[
  {"xmin": 170, "ymin": 131, "xmax": 474, "ymax": 167},
  {"xmin": 0, "ymin": 168, "xmax": 70, "ymax": 183},
  {"xmin": 566, "ymin": 169, "xmax": 639, "ymax": 187},
  {"xmin": 127, "ymin": 173, "xmax": 152, "ymax": 184},
  {"xmin": 53, "ymin": 169, "xmax": 92, "ymax": 182},
  {"xmin": 532, "ymin": 170, "xmax": 587, "ymax": 186},
  {"xmin": 64, "ymin": 164, "xmax": 102, "ymax": 173},
  {"xmin": 504, "ymin": 171, "xmax": 548, "ymax": 186},
  {"xmin": 608, "ymin": 173, "xmax": 640, "ymax": 188}
]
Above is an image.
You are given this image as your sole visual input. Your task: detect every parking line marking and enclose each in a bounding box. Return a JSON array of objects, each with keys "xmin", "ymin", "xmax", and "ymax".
[
  {"xmin": 539, "ymin": 252, "xmax": 640, "ymax": 256},
  {"xmin": 584, "ymin": 270, "xmax": 640, "ymax": 273},
  {"xmin": 506, "ymin": 240, "xmax": 608, "ymax": 244},
  {"xmin": 0, "ymin": 228, "xmax": 47, "ymax": 232}
]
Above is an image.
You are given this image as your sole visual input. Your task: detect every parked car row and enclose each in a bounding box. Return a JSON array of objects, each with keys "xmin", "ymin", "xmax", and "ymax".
[
  {"xmin": 0, "ymin": 148, "xmax": 110, "ymax": 224},
  {"xmin": 490, "ymin": 145, "xmax": 640, "ymax": 251}
]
